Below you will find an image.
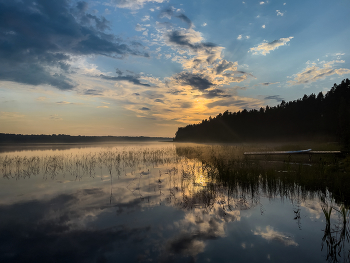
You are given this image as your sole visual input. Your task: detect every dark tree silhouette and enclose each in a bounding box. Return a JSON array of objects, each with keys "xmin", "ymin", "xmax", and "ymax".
[
  {"xmin": 0, "ymin": 134, "xmax": 171, "ymax": 144},
  {"xmin": 174, "ymin": 79, "xmax": 350, "ymax": 149}
]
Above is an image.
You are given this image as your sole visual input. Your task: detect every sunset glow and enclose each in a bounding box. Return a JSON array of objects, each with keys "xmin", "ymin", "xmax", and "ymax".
[{"xmin": 1, "ymin": 0, "xmax": 349, "ymax": 137}]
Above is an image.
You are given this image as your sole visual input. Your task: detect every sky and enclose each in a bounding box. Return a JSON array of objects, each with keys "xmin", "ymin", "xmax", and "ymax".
[{"xmin": 0, "ymin": 0, "xmax": 350, "ymax": 137}]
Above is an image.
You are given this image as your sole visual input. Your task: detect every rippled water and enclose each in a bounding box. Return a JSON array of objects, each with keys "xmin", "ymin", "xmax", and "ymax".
[{"xmin": 0, "ymin": 142, "xmax": 349, "ymax": 263}]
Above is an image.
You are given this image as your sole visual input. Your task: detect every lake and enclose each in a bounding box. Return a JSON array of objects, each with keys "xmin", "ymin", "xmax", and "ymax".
[{"xmin": 1, "ymin": 142, "xmax": 349, "ymax": 263}]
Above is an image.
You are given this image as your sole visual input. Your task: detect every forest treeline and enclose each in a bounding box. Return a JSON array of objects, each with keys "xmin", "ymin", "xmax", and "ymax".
[
  {"xmin": 0, "ymin": 134, "xmax": 171, "ymax": 144},
  {"xmin": 174, "ymin": 79, "xmax": 350, "ymax": 148}
]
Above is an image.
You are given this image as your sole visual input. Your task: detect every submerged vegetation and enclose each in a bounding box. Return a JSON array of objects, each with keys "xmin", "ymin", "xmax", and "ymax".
[
  {"xmin": 1, "ymin": 143, "xmax": 349, "ymax": 262},
  {"xmin": 1, "ymin": 144, "xmax": 349, "ymax": 204},
  {"xmin": 174, "ymin": 79, "xmax": 350, "ymax": 150}
]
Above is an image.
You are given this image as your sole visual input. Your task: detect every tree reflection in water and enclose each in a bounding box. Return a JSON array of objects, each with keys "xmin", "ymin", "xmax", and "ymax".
[
  {"xmin": 0, "ymin": 143, "xmax": 349, "ymax": 262},
  {"xmin": 321, "ymin": 203, "xmax": 350, "ymax": 263},
  {"xmin": 175, "ymin": 144, "xmax": 350, "ymax": 263}
]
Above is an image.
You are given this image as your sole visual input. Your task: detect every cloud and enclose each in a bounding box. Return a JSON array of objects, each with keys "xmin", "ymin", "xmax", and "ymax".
[
  {"xmin": 110, "ymin": 0, "xmax": 165, "ymax": 10},
  {"xmin": 37, "ymin": 96, "xmax": 48, "ymax": 101},
  {"xmin": 288, "ymin": 60, "xmax": 350, "ymax": 85},
  {"xmin": 250, "ymin": 37, "xmax": 293, "ymax": 55},
  {"xmin": 160, "ymin": 8, "xmax": 193, "ymax": 28},
  {"xmin": 216, "ymin": 60, "xmax": 235, "ymax": 74},
  {"xmin": 164, "ymin": 232, "xmax": 206, "ymax": 257},
  {"xmin": 160, "ymin": 197, "xmax": 241, "ymax": 261},
  {"xmin": 56, "ymin": 101, "xmax": 83, "ymax": 105},
  {"xmin": 200, "ymin": 89, "xmax": 232, "ymax": 99},
  {"xmin": 56, "ymin": 101, "xmax": 73, "ymax": 105},
  {"xmin": 181, "ymin": 102, "xmax": 193, "ymax": 108},
  {"xmin": 49, "ymin": 114, "xmax": 63, "ymax": 120},
  {"xmin": 97, "ymin": 106, "xmax": 109, "ymax": 108},
  {"xmin": 176, "ymin": 14, "xmax": 193, "ymax": 28},
  {"xmin": 0, "ymin": 111, "xmax": 25, "ymax": 120},
  {"xmin": 159, "ymin": 8, "xmax": 174, "ymax": 19},
  {"xmin": 174, "ymin": 72, "xmax": 213, "ymax": 91},
  {"xmin": 0, "ymin": 64, "xmax": 76, "ymax": 90},
  {"xmin": 260, "ymin": 2, "xmax": 265, "ymax": 4},
  {"xmin": 202, "ymin": 23, "xmax": 207, "ymax": 27},
  {"xmin": 135, "ymin": 23, "xmax": 146, "ymax": 31},
  {"xmin": 264, "ymin": 95, "xmax": 284, "ymax": 102},
  {"xmin": 237, "ymin": 35, "xmax": 250, "ymax": 40},
  {"xmin": 0, "ymin": 189, "xmax": 152, "ymax": 262},
  {"xmin": 99, "ymin": 73, "xmax": 151, "ymax": 87},
  {"xmin": 276, "ymin": 10, "xmax": 284, "ymax": 16},
  {"xmin": 0, "ymin": 0, "xmax": 149, "ymax": 90},
  {"xmin": 140, "ymin": 107, "xmax": 150, "ymax": 111},
  {"xmin": 254, "ymin": 226, "xmax": 298, "ymax": 246},
  {"xmin": 110, "ymin": 10, "xmax": 256, "ymax": 124},
  {"xmin": 206, "ymin": 96, "xmax": 262, "ymax": 109},
  {"xmin": 166, "ymin": 30, "xmax": 216, "ymax": 52},
  {"xmin": 262, "ymin": 25, "xmax": 266, "ymax": 28},
  {"xmin": 83, "ymin": 89, "xmax": 103, "ymax": 96},
  {"xmin": 260, "ymin": 82, "xmax": 280, "ymax": 86}
]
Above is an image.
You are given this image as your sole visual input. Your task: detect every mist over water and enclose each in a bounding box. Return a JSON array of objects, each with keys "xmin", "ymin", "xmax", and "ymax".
[{"xmin": 1, "ymin": 142, "xmax": 349, "ymax": 263}]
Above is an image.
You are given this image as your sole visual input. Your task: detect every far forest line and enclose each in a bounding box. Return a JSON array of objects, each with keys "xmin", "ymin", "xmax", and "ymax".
[{"xmin": 174, "ymin": 79, "xmax": 350, "ymax": 149}]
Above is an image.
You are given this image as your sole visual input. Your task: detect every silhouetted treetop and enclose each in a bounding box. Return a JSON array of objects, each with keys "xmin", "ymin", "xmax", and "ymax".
[{"xmin": 174, "ymin": 79, "xmax": 350, "ymax": 149}]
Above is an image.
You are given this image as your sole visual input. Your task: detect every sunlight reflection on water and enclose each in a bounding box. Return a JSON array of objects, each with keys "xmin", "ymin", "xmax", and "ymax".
[{"xmin": 0, "ymin": 142, "xmax": 349, "ymax": 263}]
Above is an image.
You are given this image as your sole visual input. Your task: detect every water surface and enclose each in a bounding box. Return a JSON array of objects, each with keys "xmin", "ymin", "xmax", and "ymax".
[{"xmin": 1, "ymin": 142, "xmax": 349, "ymax": 263}]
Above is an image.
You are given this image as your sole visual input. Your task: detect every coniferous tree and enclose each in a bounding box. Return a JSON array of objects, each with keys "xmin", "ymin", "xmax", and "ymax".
[{"xmin": 174, "ymin": 79, "xmax": 350, "ymax": 149}]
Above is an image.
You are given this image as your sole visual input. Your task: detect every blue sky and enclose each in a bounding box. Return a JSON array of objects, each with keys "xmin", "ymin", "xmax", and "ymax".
[{"xmin": 1, "ymin": 0, "xmax": 349, "ymax": 137}]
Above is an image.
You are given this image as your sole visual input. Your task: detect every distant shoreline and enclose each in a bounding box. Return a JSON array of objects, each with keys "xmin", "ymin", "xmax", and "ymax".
[{"xmin": 0, "ymin": 133, "xmax": 173, "ymax": 144}]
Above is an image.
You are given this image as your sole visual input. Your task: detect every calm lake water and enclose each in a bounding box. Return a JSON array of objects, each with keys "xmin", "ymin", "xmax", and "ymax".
[{"xmin": 1, "ymin": 142, "xmax": 349, "ymax": 263}]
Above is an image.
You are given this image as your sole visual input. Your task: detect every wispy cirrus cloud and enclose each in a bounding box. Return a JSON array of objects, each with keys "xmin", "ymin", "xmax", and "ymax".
[
  {"xmin": 237, "ymin": 35, "xmax": 250, "ymax": 40},
  {"xmin": 107, "ymin": 8, "xmax": 259, "ymax": 124},
  {"xmin": 159, "ymin": 7, "xmax": 193, "ymax": 28},
  {"xmin": 264, "ymin": 95, "xmax": 284, "ymax": 102},
  {"xmin": 56, "ymin": 101, "xmax": 83, "ymax": 105},
  {"xmin": 206, "ymin": 96, "xmax": 262, "ymax": 109},
  {"xmin": 49, "ymin": 114, "xmax": 63, "ymax": 120},
  {"xmin": 110, "ymin": 0, "xmax": 166, "ymax": 10},
  {"xmin": 250, "ymin": 37, "xmax": 293, "ymax": 55},
  {"xmin": 260, "ymin": 82, "xmax": 280, "ymax": 86},
  {"xmin": 199, "ymin": 89, "xmax": 232, "ymax": 99},
  {"xmin": 0, "ymin": 111, "xmax": 25, "ymax": 120},
  {"xmin": 36, "ymin": 96, "xmax": 48, "ymax": 101},
  {"xmin": 99, "ymin": 73, "xmax": 151, "ymax": 87},
  {"xmin": 276, "ymin": 10, "xmax": 284, "ymax": 16},
  {"xmin": 83, "ymin": 89, "xmax": 104, "ymax": 96},
  {"xmin": 288, "ymin": 60, "xmax": 350, "ymax": 85}
]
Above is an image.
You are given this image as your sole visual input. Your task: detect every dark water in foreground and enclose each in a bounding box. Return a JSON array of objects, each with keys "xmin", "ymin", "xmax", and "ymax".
[{"xmin": 0, "ymin": 143, "xmax": 349, "ymax": 263}]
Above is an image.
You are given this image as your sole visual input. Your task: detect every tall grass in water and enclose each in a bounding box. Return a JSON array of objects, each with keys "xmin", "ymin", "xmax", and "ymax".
[
  {"xmin": 175, "ymin": 144, "xmax": 350, "ymax": 262},
  {"xmin": 1, "ymin": 143, "xmax": 349, "ymax": 260},
  {"xmin": 0, "ymin": 146, "xmax": 179, "ymax": 181},
  {"xmin": 321, "ymin": 203, "xmax": 350, "ymax": 263}
]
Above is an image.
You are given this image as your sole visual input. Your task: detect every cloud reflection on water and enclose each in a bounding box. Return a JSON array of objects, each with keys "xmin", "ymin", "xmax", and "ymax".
[{"xmin": 0, "ymin": 143, "xmax": 349, "ymax": 262}]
